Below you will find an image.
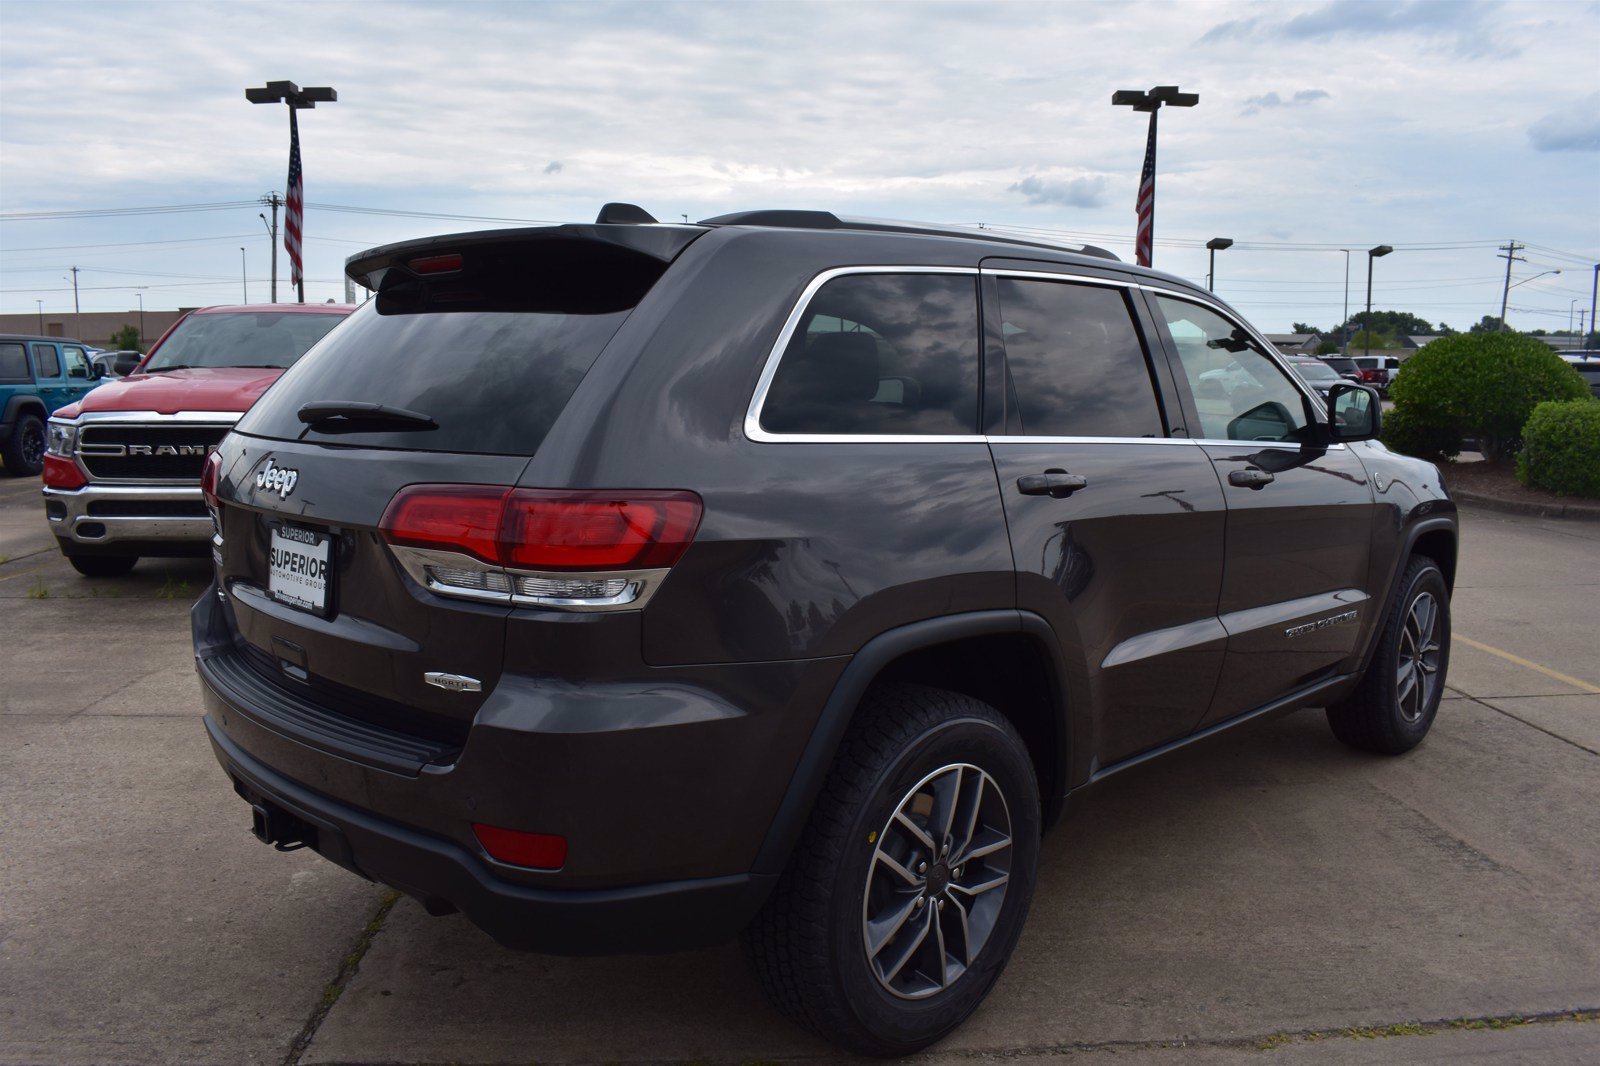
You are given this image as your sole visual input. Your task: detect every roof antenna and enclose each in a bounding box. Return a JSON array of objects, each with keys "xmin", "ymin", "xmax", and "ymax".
[{"xmin": 596, "ymin": 202, "xmax": 658, "ymax": 225}]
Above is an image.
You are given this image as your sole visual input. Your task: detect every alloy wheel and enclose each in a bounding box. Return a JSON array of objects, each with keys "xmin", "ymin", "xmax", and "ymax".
[
  {"xmin": 1395, "ymin": 590, "xmax": 1442, "ymax": 722},
  {"xmin": 861, "ymin": 763, "xmax": 1012, "ymax": 1000}
]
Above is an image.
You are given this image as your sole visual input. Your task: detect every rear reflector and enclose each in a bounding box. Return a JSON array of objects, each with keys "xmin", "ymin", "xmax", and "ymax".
[
  {"xmin": 472, "ymin": 823, "xmax": 567, "ymax": 869},
  {"xmin": 380, "ymin": 485, "xmax": 702, "ymax": 572},
  {"xmin": 43, "ymin": 454, "xmax": 87, "ymax": 490}
]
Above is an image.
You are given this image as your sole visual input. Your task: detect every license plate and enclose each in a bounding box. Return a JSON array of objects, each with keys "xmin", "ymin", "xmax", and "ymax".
[{"xmin": 268, "ymin": 525, "xmax": 332, "ymax": 614}]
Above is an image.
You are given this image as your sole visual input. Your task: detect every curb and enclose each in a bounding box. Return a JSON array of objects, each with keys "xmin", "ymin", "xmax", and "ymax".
[{"xmin": 1452, "ymin": 487, "xmax": 1600, "ymax": 522}]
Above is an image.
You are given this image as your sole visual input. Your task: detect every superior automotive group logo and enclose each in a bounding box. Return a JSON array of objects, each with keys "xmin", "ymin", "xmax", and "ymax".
[{"xmin": 256, "ymin": 457, "xmax": 300, "ymax": 499}]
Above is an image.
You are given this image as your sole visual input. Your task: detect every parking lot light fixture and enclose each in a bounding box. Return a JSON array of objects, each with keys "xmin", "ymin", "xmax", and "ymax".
[
  {"xmin": 246, "ymin": 81, "xmax": 337, "ymax": 304},
  {"xmin": 1112, "ymin": 86, "xmax": 1199, "ymax": 268},
  {"xmin": 1364, "ymin": 245, "xmax": 1393, "ymax": 359},
  {"xmin": 1206, "ymin": 238, "xmax": 1232, "ymax": 292}
]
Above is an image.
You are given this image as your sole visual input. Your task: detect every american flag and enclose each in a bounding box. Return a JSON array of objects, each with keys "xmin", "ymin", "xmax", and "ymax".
[
  {"xmin": 285, "ymin": 108, "xmax": 304, "ymax": 291},
  {"xmin": 1134, "ymin": 111, "xmax": 1157, "ymax": 268}
]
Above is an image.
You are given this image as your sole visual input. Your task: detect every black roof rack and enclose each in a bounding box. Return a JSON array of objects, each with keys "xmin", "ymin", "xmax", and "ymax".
[{"xmin": 697, "ymin": 209, "xmax": 1120, "ymax": 262}]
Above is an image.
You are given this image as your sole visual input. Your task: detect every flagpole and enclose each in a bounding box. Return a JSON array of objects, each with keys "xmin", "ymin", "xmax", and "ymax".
[
  {"xmin": 245, "ymin": 81, "xmax": 336, "ymax": 306},
  {"xmin": 1113, "ymin": 86, "xmax": 1199, "ymax": 270}
]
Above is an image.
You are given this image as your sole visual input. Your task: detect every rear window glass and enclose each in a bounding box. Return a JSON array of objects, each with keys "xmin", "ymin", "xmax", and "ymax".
[
  {"xmin": 0, "ymin": 343, "xmax": 28, "ymax": 383},
  {"xmin": 144, "ymin": 311, "xmax": 347, "ymax": 371},
  {"xmin": 237, "ymin": 301, "xmax": 629, "ymax": 455},
  {"xmin": 760, "ymin": 273, "xmax": 980, "ymax": 436}
]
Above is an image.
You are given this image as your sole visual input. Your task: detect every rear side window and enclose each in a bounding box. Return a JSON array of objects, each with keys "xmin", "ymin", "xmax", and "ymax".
[
  {"xmin": 994, "ymin": 278, "xmax": 1163, "ymax": 438},
  {"xmin": 144, "ymin": 311, "xmax": 346, "ymax": 371},
  {"xmin": 31, "ymin": 344, "xmax": 60, "ymax": 379},
  {"xmin": 0, "ymin": 343, "xmax": 28, "ymax": 383},
  {"xmin": 760, "ymin": 273, "xmax": 980, "ymax": 436}
]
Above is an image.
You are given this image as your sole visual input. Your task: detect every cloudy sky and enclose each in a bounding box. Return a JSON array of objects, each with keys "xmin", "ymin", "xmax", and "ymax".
[{"xmin": 2, "ymin": 0, "xmax": 1597, "ymax": 335}]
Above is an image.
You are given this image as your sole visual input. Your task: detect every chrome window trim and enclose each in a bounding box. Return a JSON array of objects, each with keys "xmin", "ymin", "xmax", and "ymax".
[
  {"xmin": 743, "ymin": 264, "xmax": 1336, "ymax": 447},
  {"xmin": 744, "ymin": 266, "xmax": 983, "ymax": 444}
]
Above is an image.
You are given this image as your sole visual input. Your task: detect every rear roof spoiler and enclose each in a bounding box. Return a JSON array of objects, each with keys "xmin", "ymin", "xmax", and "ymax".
[{"xmin": 345, "ymin": 221, "xmax": 707, "ymax": 289}]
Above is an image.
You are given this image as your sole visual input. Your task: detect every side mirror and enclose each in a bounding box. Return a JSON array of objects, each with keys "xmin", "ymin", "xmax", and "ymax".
[
  {"xmin": 87, "ymin": 363, "xmax": 103, "ymax": 381},
  {"xmin": 1327, "ymin": 382, "xmax": 1381, "ymax": 442},
  {"xmin": 113, "ymin": 352, "xmax": 143, "ymax": 376}
]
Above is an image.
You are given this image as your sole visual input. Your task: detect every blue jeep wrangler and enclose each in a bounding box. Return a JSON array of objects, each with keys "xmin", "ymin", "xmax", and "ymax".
[{"xmin": 1, "ymin": 336, "xmax": 103, "ymax": 477}]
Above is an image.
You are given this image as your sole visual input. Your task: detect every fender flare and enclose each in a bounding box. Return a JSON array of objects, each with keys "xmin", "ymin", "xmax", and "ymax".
[
  {"xmin": 751, "ymin": 609, "xmax": 1071, "ymax": 876},
  {"xmin": 1353, "ymin": 510, "xmax": 1459, "ymax": 678},
  {"xmin": 1, "ymin": 393, "xmax": 48, "ymax": 435}
]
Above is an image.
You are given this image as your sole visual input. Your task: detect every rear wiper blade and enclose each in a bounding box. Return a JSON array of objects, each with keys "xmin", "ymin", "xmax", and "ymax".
[{"xmin": 297, "ymin": 401, "xmax": 437, "ymax": 428}]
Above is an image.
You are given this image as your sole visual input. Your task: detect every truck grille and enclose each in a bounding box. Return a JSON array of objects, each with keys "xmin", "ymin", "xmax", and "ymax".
[{"xmin": 78, "ymin": 423, "xmax": 232, "ymax": 481}]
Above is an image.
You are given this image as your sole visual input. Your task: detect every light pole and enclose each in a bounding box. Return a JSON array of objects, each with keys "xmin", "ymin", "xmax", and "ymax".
[
  {"xmin": 259, "ymin": 208, "xmax": 279, "ymax": 303},
  {"xmin": 1501, "ymin": 269, "xmax": 1560, "ymax": 332},
  {"xmin": 135, "ymin": 290, "xmax": 145, "ymax": 343},
  {"xmin": 1112, "ymin": 85, "xmax": 1199, "ymax": 267},
  {"xmin": 35, "ymin": 299, "xmax": 43, "ymax": 334},
  {"xmin": 1340, "ymin": 250, "xmax": 1352, "ymax": 354},
  {"xmin": 1364, "ymin": 245, "xmax": 1393, "ymax": 358},
  {"xmin": 246, "ymin": 81, "xmax": 337, "ymax": 304},
  {"xmin": 1591, "ymin": 263, "xmax": 1599, "ymax": 345},
  {"xmin": 240, "ymin": 247, "xmax": 248, "ymax": 304},
  {"xmin": 1572, "ymin": 300, "xmax": 1579, "ymax": 338},
  {"xmin": 1206, "ymin": 238, "xmax": 1232, "ymax": 292}
]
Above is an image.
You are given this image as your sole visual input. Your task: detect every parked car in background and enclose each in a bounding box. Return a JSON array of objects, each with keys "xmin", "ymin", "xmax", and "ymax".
[
  {"xmin": 193, "ymin": 205, "xmax": 1455, "ymax": 1057},
  {"xmin": 1285, "ymin": 357, "xmax": 1346, "ymax": 400},
  {"xmin": 1318, "ymin": 354, "xmax": 1362, "ymax": 382},
  {"xmin": 41, "ymin": 303, "xmax": 354, "ymax": 575},
  {"xmin": 1, "ymin": 335, "xmax": 104, "ymax": 476},
  {"xmin": 1561, "ymin": 354, "xmax": 1600, "ymax": 398},
  {"xmin": 1351, "ymin": 355, "xmax": 1398, "ymax": 395},
  {"xmin": 90, "ymin": 350, "xmax": 144, "ymax": 379}
]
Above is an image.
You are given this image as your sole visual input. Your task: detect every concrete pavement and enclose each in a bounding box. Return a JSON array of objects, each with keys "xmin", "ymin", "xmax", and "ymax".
[{"xmin": 1, "ymin": 472, "xmax": 1596, "ymax": 1065}]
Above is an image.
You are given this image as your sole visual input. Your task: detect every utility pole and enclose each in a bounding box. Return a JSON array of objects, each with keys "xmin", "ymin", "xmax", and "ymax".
[
  {"xmin": 36, "ymin": 299, "xmax": 43, "ymax": 334},
  {"xmin": 136, "ymin": 290, "xmax": 145, "ymax": 343},
  {"xmin": 1591, "ymin": 263, "xmax": 1599, "ymax": 346},
  {"xmin": 1340, "ymin": 250, "xmax": 1352, "ymax": 355},
  {"xmin": 1112, "ymin": 85, "xmax": 1199, "ymax": 268},
  {"xmin": 70, "ymin": 266, "xmax": 81, "ymax": 338},
  {"xmin": 241, "ymin": 247, "xmax": 249, "ymax": 304},
  {"xmin": 260, "ymin": 196, "xmax": 282, "ymax": 303},
  {"xmin": 1498, "ymin": 241, "xmax": 1525, "ymax": 331}
]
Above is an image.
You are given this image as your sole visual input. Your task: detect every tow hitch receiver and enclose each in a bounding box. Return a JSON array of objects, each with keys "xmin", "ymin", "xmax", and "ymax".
[{"xmin": 249, "ymin": 797, "xmax": 315, "ymax": 852}]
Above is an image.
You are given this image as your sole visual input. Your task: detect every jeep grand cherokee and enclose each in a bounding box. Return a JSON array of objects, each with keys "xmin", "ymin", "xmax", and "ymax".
[{"xmin": 195, "ymin": 205, "xmax": 1457, "ymax": 1056}]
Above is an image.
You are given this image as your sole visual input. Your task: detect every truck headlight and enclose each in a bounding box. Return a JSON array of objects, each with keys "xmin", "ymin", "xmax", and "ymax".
[{"xmin": 46, "ymin": 422, "xmax": 78, "ymax": 457}]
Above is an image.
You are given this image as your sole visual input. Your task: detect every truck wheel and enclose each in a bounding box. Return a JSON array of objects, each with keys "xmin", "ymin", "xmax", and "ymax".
[
  {"xmin": 2, "ymin": 413, "xmax": 46, "ymax": 477},
  {"xmin": 1327, "ymin": 556, "xmax": 1450, "ymax": 754},
  {"xmin": 67, "ymin": 554, "xmax": 139, "ymax": 578},
  {"xmin": 743, "ymin": 684, "xmax": 1040, "ymax": 1057}
]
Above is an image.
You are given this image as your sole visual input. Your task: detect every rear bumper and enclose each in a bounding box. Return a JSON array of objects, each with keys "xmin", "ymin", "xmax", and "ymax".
[
  {"xmin": 205, "ymin": 715, "xmax": 775, "ymax": 955},
  {"xmin": 44, "ymin": 482, "xmax": 211, "ymax": 550}
]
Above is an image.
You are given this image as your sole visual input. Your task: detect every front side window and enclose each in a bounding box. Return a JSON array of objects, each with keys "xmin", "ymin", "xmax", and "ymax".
[
  {"xmin": 31, "ymin": 344, "xmax": 61, "ymax": 379},
  {"xmin": 1155, "ymin": 296, "xmax": 1312, "ymax": 443},
  {"xmin": 62, "ymin": 345, "xmax": 91, "ymax": 379},
  {"xmin": 995, "ymin": 278, "xmax": 1163, "ymax": 438},
  {"xmin": 760, "ymin": 273, "xmax": 980, "ymax": 436}
]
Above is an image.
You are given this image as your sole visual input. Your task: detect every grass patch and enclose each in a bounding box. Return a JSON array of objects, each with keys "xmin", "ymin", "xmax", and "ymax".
[{"xmin": 157, "ymin": 570, "xmax": 192, "ymax": 600}]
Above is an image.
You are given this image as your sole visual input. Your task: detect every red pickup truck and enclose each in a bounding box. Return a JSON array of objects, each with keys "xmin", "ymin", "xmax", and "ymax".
[{"xmin": 41, "ymin": 303, "xmax": 353, "ymax": 576}]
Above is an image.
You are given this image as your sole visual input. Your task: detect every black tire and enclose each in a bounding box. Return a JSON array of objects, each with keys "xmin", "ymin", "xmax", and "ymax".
[
  {"xmin": 1327, "ymin": 556, "xmax": 1450, "ymax": 754},
  {"xmin": 2, "ymin": 412, "xmax": 46, "ymax": 477},
  {"xmin": 742, "ymin": 683, "xmax": 1040, "ymax": 1057},
  {"xmin": 67, "ymin": 554, "xmax": 139, "ymax": 578}
]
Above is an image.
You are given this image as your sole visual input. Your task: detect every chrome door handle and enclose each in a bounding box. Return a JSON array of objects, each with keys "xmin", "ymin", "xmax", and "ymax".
[{"xmin": 1228, "ymin": 469, "xmax": 1275, "ymax": 489}]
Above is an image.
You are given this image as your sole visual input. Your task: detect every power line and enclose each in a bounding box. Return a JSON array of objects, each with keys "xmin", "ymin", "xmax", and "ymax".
[{"xmin": 0, "ymin": 201, "xmax": 261, "ymax": 221}]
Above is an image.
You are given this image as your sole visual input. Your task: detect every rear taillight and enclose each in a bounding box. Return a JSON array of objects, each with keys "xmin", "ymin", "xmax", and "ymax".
[
  {"xmin": 200, "ymin": 451, "xmax": 222, "ymax": 506},
  {"xmin": 380, "ymin": 485, "xmax": 703, "ymax": 610}
]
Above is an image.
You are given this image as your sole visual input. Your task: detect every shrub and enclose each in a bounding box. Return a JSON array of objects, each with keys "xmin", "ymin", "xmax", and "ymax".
[
  {"xmin": 1517, "ymin": 399, "xmax": 1600, "ymax": 497},
  {"xmin": 1380, "ymin": 404, "xmax": 1463, "ymax": 463},
  {"xmin": 1387, "ymin": 333, "xmax": 1589, "ymax": 462}
]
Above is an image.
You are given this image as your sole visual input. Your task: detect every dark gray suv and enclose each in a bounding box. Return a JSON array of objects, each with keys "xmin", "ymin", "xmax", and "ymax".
[{"xmin": 194, "ymin": 206, "xmax": 1457, "ymax": 1056}]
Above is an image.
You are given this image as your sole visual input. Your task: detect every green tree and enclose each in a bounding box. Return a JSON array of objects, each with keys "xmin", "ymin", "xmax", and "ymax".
[
  {"xmin": 1347, "ymin": 329, "xmax": 1390, "ymax": 350},
  {"xmin": 1468, "ymin": 315, "xmax": 1506, "ymax": 334},
  {"xmin": 107, "ymin": 325, "xmax": 142, "ymax": 352},
  {"xmin": 1291, "ymin": 322, "xmax": 1322, "ymax": 335},
  {"xmin": 1385, "ymin": 332, "xmax": 1590, "ymax": 462},
  {"xmin": 1335, "ymin": 310, "xmax": 1434, "ymax": 338},
  {"xmin": 1315, "ymin": 340, "xmax": 1339, "ymax": 355}
]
